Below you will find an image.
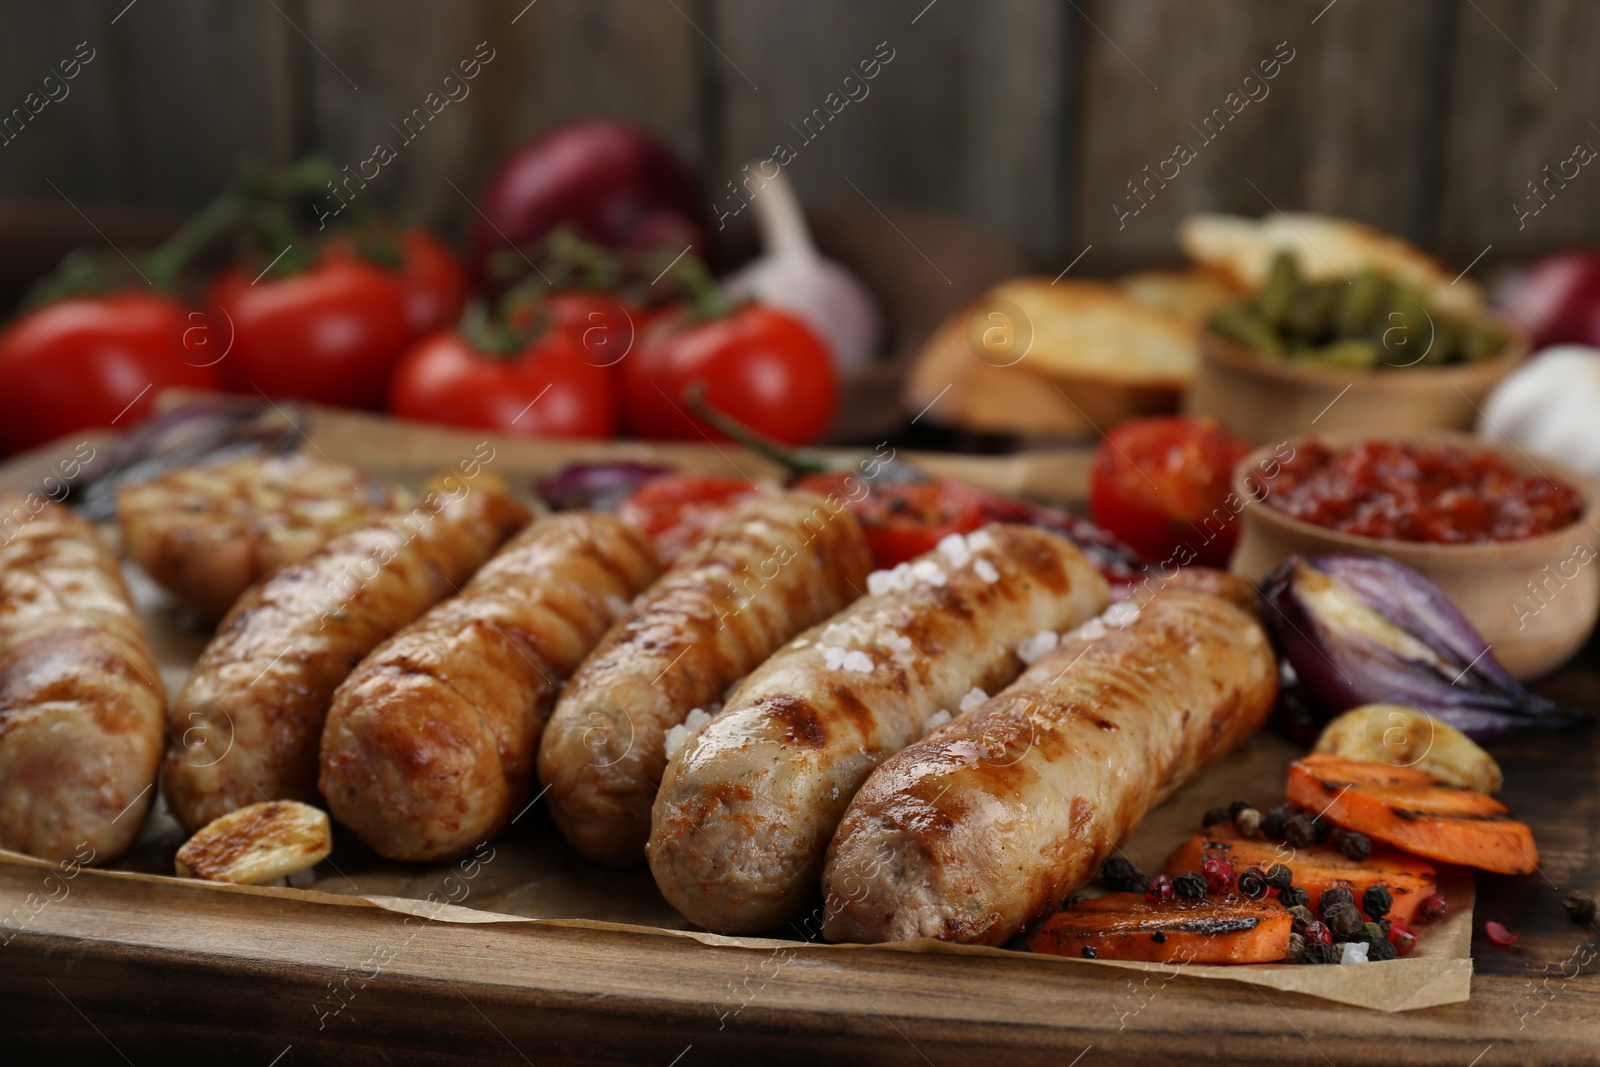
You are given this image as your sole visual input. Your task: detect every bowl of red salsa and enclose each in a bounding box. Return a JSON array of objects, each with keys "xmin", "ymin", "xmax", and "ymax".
[{"xmin": 1231, "ymin": 432, "xmax": 1600, "ymax": 679}]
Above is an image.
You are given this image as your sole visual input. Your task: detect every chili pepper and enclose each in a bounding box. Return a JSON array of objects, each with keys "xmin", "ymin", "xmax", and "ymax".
[
  {"xmin": 1173, "ymin": 871, "xmax": 1208, "ymax": 901},
  {"xmin": 1362, "ymin": 885, "xmax": 1393, "ymax": 921},
  {"xmin": 1565, "ymin": 890, "xmax": 1597, "ymax": 925}
]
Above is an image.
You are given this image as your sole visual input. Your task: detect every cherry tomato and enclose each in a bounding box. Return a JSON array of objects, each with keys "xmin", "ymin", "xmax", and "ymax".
[
  {"xmin": 208, "ymin": 252, "xmax": 411, "ymax": 409},
  {"xmin": 1089, "ymin": 416, "xmax": 1251, "ymax": 568},
  {"xmin": 510, "ymin": 290, "xmax": 641, "ymax": 369},
  {"xmin": 794, "ymin": 472, "xmax": 989, "ymax": 567},
  {"xmin": 621, "ymin": 304, "xmax": 836, "ymax": 445},
  {"xmin": 617, "ymin": 472, "xmax": 761, "ymax": 564},
  {"xmin": 397, "ymin": 229, "xmax": 468, "ymax": 338},
  {"xmin": 389, "ymin": 326, "xmax": 617, "ymax": 439},
  {"xmin": 0, "ymin": 292, "xmax": 220, "ymax": 453}
]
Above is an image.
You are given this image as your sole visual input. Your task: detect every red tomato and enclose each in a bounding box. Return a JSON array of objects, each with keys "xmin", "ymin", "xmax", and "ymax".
[
  {"xmin": 397, "ymin": 229, "xmax": 468, "ymax": 338},
  {"xmin": 1089, "ymin": 416, "xmax": 1251, "ymax": 568},
  {"xmin": 617, "ymin": 472, "xmax": 761, "ymax": 563},
  {"xmin": 389, "ymin": 327, "xmax": 617, "ymax": 439},
  {"xmin": 0, "ymin": 292, "xmax": 220, "ymax": 453},
  {"xmin": 621, "ymin": 305, "xmax": 836, "ymax": 445},
  {"xmin": 793, "ymin": 472, "xmax": 989, "ymax": 567},
  {"xmin": 510, "ymin": 291, "xmax": 641, "ymax": 369},
  {"xmin": 209, "ymin": 253, "xmax": 411, "ymax": 409}
]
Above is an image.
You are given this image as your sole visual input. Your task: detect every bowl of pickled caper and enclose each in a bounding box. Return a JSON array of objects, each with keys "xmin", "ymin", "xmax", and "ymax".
[{"xmin": 1184, "ymin": 252, "xmax": 1528, "ymax": 446}]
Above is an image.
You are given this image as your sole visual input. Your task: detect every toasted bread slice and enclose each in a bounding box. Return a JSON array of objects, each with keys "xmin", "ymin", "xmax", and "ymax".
[
  {"xmin": 999, "ymin": 278, "xmax": 1196, "ymax": 387},
  {"xmin": 1119, "ymin": 267, "xmax": 1247, "ymax": 324},
  {"xmin": 1178, "ymin": 212, "xmax": 1484, "ymax": 314}
]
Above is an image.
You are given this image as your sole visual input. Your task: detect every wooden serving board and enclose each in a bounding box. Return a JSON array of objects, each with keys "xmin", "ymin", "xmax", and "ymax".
[{"xmin": 2, "ymin": 406, "xmax": 1598, "ymax": 1066}]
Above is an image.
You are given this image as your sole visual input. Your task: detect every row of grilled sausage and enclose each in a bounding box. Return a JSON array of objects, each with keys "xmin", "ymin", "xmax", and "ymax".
[{"xmin": 0, "ymin": 473, "xmax": 1276, "ymax": 946}]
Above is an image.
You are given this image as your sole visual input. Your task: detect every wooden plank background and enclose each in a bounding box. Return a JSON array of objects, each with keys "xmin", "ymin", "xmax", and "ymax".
[{"xmin": 0, "ymin": 0, "xmax": 1594, "ymax": 287}]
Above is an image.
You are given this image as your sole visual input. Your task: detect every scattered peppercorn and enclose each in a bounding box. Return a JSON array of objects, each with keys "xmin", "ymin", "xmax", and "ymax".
[
  {"xmin": 1202, "ymin": 806, "xmax": 1231, "ymax": 829},
  {"xmin": 1367, "ymin": 937, "xmax": 1398, "ymax": 962},
  {"xmin": 1319, "ymin": 887, "xmax": 1356, "ymax": 916},
  {"xmin": 1201, "ymin": 856, "xmax": 1236, "ymax": 896},
  {"xmin": 1362, "ymin": 885, "xmax": 1393, "ymax": 921},
  {"xmin": 1235, "ymin": 807, "xmax": 1263, "ymax": 839},
  {"xmin": 1325, "ymin": 904, "xmax": 1364, "ymax": 939},
  {"xmin": 1261, "ymin": 804, "xmax": 1296, "ymax": 840},
  {"xmin": 1333, "ymin": 828, "xmax": 1373, "ymax": 862},
  {"xmin": 1419, "ymin": 894, "xmax": 1449, "ymax": 922},
  {"xmin": 1284, "ymin": 814, "xmax": 1320, "ymax": 849},
  {"xmin": 1151, "ymin": 931, "xmax": 1167, "ymax": 944},
  {"xmin": 1145, "ymin": 874, "xmax": 1175, "ymax": 905},
  {"xmin": 1284, "ymin": 932, "xmax": 1306, "ymax": 964},
  {"xmin": 1565, "ymin": 890, "xmax": 1597, "ymax": 925},
  {"xmin": 1378, "ymin": 918, "xmax": 1392, "ymax": 936},
  {"xmin": 1264, "ymin": 863, "xmax": 1294, "ymax": 892},
  {"xmin": 1302, "ymin": 941, "xmax": 1339, "ymax": 965},
  {"xmin": 1278, "ymin": 885, "xmax": 1311, "ymax": 910},
  {"xmin": 1237, "ymin": 867, "xmax": 1269, "ymax": 901},
  {"xmin": 1287, "ymin": 905, "xmax": 1315, "ymax": 935},
  {"xmin": 1485, "ymin": 921, "xmax": 1519, "ymax": 947},
  {"xmin": 1099, "ymin": 856, "xmax": 1151, "ymax": 894},
  {"xmin": 1361, "ymin": 922, "xmax": 1385, "ymax": 943},
  {"xmin": 1083, "ymin": 946, "xmax": 1098, "ymax": 959},
  {"xmin": 1387, "ymin": 922, "xmax": 1418, "ymax": 956},
  {"xmin": 1228, "ymin": 799, "xmax": 1255, "ymax": 821},
  {"xmin": 1304, "ymin": 920, "xmax": 1332, "ymax": 946},
  {"xmin": 1174, "ymin": 871, "xmax": 1208, "ymax": 901}
]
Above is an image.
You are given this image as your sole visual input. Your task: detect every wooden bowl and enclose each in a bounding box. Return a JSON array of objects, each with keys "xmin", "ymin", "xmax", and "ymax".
[
  {"xmin": 1230, "ymin": 430, "xmax": 1600, "ymax": 680},
  {"xmin": 1184, "ymin": 314, "xmax": 1530, "ymax": 447}
]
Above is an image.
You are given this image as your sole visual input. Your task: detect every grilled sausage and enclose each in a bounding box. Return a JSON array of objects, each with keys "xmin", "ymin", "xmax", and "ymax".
[
  {"xmin": 821, "ymin": 574, "xmax": 1276, "ymax": 946},
  {"xmin": 648, "ymin": 524, "xmax": 1109, "ymax": 934},
  {"xmin": 319, "ymin": 513, "xmax": 660, "ymax": 861},
  {"xmin": 119, "ymin": 454, "xmax": 392, "ymax": 622},
  {"xmin": 0, "ymin": 496, "xmax": 165, "ymax": 863},
  {"xmin": 539, "ymin": 492, "xmax": 872, "ymax": 866},
  {"xmin": 161, "ymin": 475, "xmax": 529, "ymax": 833}
]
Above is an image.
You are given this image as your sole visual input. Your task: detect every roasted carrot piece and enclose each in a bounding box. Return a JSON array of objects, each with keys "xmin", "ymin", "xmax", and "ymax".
[
  {"xmin": 1028, "ymin": 893, "xmax": 1292, "ymax": 965},
  {"xmin": 1165, "ymin": 828, "xmax": 1438, "ymax": 925},
  {"xmin": 1287, "ymin": 755, "xmax": 1538, "ymax": 875}
]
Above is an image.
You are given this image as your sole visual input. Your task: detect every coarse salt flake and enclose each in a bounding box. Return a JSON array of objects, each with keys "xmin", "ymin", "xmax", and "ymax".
[
  {"xmin": 1339, "ymin": 942, "xmax": 1370, "ymax": 965},
  {"xmin": 1104, "ymin": 601, "xmax": 1141, "ymax": 628},
  {"xmin": 1017, "ymin": 630, "xmax": 1059, "ymax": 665},
  {"xmin": 924, "ymin": 709, "xmax": 952, "ymax": 735},
  {"xmin": 959, "ymin": 687, "xmax": 988, "ymax": 712},
  {"xmin": 911, "ymin": 558, "xmax": 948, "ymax": 587},
  {"xmin": 937, "ymin": 532, "xmax": 971, "ymax": 568},
  {"xmin": 664, "ymin": 707, "xmax": 713, "ymax": 760},
  {"xmin": 967, "ymin": 529, "xmax": 993, "ymax": 551},
  {"xmin": 841, "ymin": 650, "xmax": 875, "ymax": 674},
  {"xmin": 974, "ymin": 558, "xmax": 1000, "ymax": 584},
  {"xmin": 822, "ymin": 645, "xmax": 849, "ymax": 670}
]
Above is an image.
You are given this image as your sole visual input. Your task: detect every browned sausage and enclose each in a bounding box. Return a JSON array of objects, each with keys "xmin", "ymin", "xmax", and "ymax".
[
  {"xmin": 822, "ymin": 574, "xmax": 1276, "ymax": 945},
  {"xmin": 0, "ymin": 496, "xmax": 165, "ymax": 863},
  {"xmin": 319, "ymin": 512, "xmax": 660, "ymax": 861},
  {"xmin": 539, "ymin": 492, "xmax": 873, "ymax": 866},
  {"xmin": 648, "ymin": 525, "xmax": 1111, "ymax": 934},
  {"xmin": 162, "ymin": 475, "xmax": 529, "ymax": 832}
]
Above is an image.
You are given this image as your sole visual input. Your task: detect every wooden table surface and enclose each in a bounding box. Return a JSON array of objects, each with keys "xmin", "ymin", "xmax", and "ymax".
[{"xmin": 2, "ymin": 414, "xmax": 1598, "ymax": 1066}]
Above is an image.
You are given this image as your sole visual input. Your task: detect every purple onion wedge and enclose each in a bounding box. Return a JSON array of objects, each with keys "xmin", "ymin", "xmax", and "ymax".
[
  {"xmin": 1262, "ymin": 554, "xmax": 1579, "ymax": 740},
  {"xmin": 535, "ymin": 461, "xmax": 671, "ymax": 513}
]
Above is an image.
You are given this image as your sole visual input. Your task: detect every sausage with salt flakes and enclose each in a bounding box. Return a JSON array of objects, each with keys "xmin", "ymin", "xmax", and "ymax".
[{"xmin": 647, "ymin": 524, "xmax": 1109, "ymax": 935}]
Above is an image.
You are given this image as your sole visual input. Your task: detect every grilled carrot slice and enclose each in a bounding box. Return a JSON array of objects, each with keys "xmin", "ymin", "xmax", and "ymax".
[
  {"xmin": 1028, "ymin": 893, "xmax": 1292, "ymax": 964},
  {"xmin": 1286, "ymin": 754, "xmax": 1538, "ymax": 875},
  {"xmin": 1165, "ymin": 828, "xmax": 1437, "ymax": 925}
]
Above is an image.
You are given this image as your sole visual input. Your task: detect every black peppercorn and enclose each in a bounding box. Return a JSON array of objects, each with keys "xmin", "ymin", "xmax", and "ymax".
[
  {"xmin": 1261, "ymin": 804, "xmax": 1295, "ymax": 840},
  {"xmin": 1202, "ymin": 806, "xmax": 1231, "ymax": 829},
  {"xmin": 1318, "ymin": 886, "xmax": 1356, "ymax": 916},
  {"xmin": 1362, "ymin": 885, "xmax": 1393, "ymax": 921},
  {"xmin": 1228, "ymin": 798, "xmax": 1255, "ymax": 821},
  {"xmin": 1302, "ymin": 941, "xmax": 1339, "ymax": 965},
  {"xmin": 1264, "ymin": 863, "xmax": 1294, "ymax": 891},
  {"xmin": 1309, "ymin": 816, "xmax": 1332, "ymax": 844},
  {"xmin": 1325, "ymin": 904, "xmax": 1364, "ymax": 940},
  {"xmin": 1173, "ymin": 871, "xmax": 1208, "ymax": 901},
  {"xmin": 1150, "ymin": 931, "xmax": 1167, "ymax": 944},
  {"xmin": 1333, "ymin": 829, "xmax": 1373, "ymax": 862},
  {"xmin": 1237, "ymin": 867, "xmax": 1269, "ymax": 901},
  {"xmin": 1278, "ymin": 885, "xmax": 1311, "ymax": 910},
  {"xmin": 1287, "ymin": 904, "xmax": 1315, "ymax": 935},
  {"xmin": 1565, "ymin": 890, "xmax": 1597, "ymax": 925},
  {"xmin": 1083, "ymin": 946, "xmax": 1098, "ymax": 959},
  {"xmin": 1284, "ymin": 814, "xmax": 1319, "ymax": 849},
  {"xmin": 1099, "ymin": 856, "xmax": 1150, "ymax": 894},
  {"xmin": 1367, "ymin": 937, "xmax": 1398, "ymax": 962}
]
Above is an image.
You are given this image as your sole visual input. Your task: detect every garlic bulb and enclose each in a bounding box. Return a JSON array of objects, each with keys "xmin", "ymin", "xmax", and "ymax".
[{"xmin": 1478, "ymin": 345, "xmax": 1600, "ymax": 479}]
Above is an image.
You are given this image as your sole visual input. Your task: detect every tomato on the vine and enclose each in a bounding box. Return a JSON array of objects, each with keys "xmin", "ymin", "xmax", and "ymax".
[
  {"xmin": 388, "ymin": 323, "xmax": 617, "ymax": 440},
  {"xmin": 621, "ymin": 304, "xmax": 836, "ymax": 445},
  {"xmin": 397, "ymin": 229, "xmax": 468, "ymax": 338},
  {"xmin": 1089, "ymin": 415, "xmax": 1251, "ymax": 568},
  {"xmin": 208, "ymin": 252, "xmax": 411, "ymax": 409},
  {"xmin": 0, "ymin": 292, "xmax": 220, "ymax": 453}
]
